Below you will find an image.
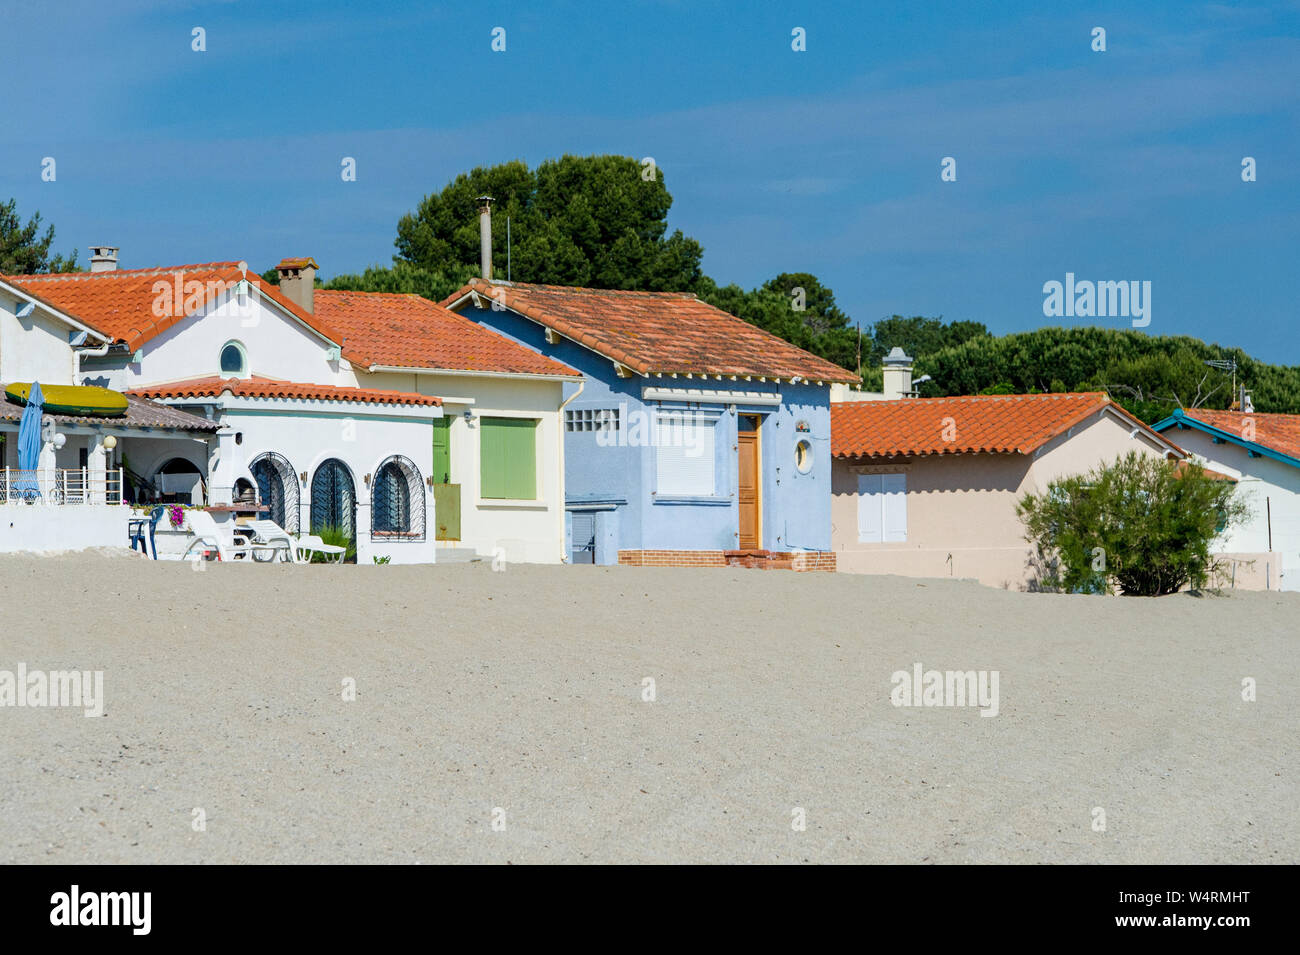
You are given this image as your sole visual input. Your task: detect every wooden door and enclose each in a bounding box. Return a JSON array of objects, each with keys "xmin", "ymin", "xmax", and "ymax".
[{"xmin": 737, "ymin": 416, "xmax": 761, "ymax": 549}]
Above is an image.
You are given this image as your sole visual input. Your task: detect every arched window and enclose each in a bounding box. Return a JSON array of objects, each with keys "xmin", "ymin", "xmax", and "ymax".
[
  {"xmin": 220, "ymin": 340, "xmax": 247, "ymax": 378},
  {"xmin": 311, "ymin": 459, "xmax": 356, "ymax": 544},
  {"xmin": 371, "ymin": 455, "xmax": 425, "ymax": 541},
  {"xmin": 154, "ymin": 457, "xmax": 204, "ymax": 505},
  {"xmin": 250, "ymin": 452, "xmax": 300, "ymax": 533}
]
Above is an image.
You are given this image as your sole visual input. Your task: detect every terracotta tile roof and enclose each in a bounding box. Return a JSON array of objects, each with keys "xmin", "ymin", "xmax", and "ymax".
[
  {"xmin": 1170, "ymin": 409, "xmax": 1300, "ymax": 462},
  {"xmin": 3, "ymin": 263, "xmax": 344, "ymax": 352},
  {"xmin": 441, "ymin": 278, "xmax": 858, "ymax": 383},
  {"xmin": 275, "ymin": 257, "xmax": 318, "ymax": 270},
  {"xmin": 0, "ymin": 393, "xmax": 219, "ymax": 431},
  {"xmin": 832, "ymin": 392, "xmax": 1178, "ymax": 458},
  {"xmin": 313, "ymin": 290, "xmax": 581, "ymax": 378},
  {"xmin": 127, "ymin": 375, "xmax": 440, "ymax": 407}
]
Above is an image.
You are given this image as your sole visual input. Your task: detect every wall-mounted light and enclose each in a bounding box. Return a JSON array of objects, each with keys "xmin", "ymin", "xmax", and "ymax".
[
  {"xmin": 300, "ymin": 471, "xmax": 308, "ymax": 486},
  {"xmin": 364, "ymin": 473, "xmax": 372, "ymax": 486}
]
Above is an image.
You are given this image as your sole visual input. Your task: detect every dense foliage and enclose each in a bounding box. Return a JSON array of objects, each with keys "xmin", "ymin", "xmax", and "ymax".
[
  {"xmin": 916, "ymin": 327, "xmax": 1300, "ymax": 420},
  {"xmin": 1017, "ymin": 453, "xmax": 1249, "ymax": 596},
  {"xmin": 257, "ymin": 155, "xmax": 1299, "ymax": 417}
]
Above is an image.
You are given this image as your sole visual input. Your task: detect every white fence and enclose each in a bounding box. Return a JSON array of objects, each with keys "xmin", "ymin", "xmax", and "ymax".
[{"xmin": 0, "ymin": 468, "xmax": 125, "ymax": 506}]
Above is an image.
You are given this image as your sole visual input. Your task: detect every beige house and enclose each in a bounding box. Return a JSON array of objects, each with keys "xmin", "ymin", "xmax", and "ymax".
[{"xmin": 831, "ymin": 392, "xmax": 1185, "ymax": 589}]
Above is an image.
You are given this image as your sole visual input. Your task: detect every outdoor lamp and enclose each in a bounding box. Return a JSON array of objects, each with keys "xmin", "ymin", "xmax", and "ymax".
[{"xmin": 103, "ymin": 435, "xmax": 117, "ymax": 451}]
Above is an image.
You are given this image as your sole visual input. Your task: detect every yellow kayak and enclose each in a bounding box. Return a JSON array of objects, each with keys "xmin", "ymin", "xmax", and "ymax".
[{"xmin": 4, "ymin": 382, "xmax": 129, "ymax": 417}]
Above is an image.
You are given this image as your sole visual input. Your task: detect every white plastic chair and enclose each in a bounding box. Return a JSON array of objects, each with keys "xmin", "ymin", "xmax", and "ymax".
[
  {"xmin": 294, "ymin": 533, "xmax": 346, "ymax": 563},
  {"xmin": 182, "ymin": 510, "xmax": 270, "ymax": 562},
  {"xmin": 246, "ymin": 519, "xmax": 297, "ymax": 562}
]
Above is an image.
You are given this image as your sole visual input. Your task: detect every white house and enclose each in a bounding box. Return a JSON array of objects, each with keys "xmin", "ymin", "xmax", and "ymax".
[
  {"xmin": 0, "ymin": 273, "xmax": 219, "ymax": 553},
  {"xmin": 1153, "ymin": 408, "xmax": 1300, "ymax": 591},
  {"xmin": 5, "ymin": 252, "xmax": 580, "ymax": 564}
]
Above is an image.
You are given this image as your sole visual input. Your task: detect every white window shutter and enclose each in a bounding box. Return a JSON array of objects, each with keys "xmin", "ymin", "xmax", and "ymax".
[
  {"xmin": 857, "ymin": 473, "xmax": 883, "ymax": 542},
  {"xmin": 656, "ymin": 412, "xmax": 716, "ymax": 496},
  {"xmin": 882, "ymin": 472, "xmax": 907, "ymax": 542}
]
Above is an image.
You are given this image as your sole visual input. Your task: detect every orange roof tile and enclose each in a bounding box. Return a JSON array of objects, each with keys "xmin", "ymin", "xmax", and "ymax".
[
  {"xmin": 128, "ymin": 376, "xmax": 440, "ymax": 407},
  {"xmin": 832, "ymin": 392, "xmax": 1178, "ymax": 458},
  {"xmin": 313, "ymin": 290, "xmax": 580, "ymax": 378},
  {"xmin": 275, "ymin": 257, "xmax": 318, "ymax": 270},
  {"xmin": 441, "ymin": 278, "xmax": 858, "ymax": 383},
  {"xmin": 4, "ymin": 263, "xmax": 344, "ymax": 352},
  {"xmin": 1174, "ymin": 409, "xmax": 1300, "ymax": 462}
]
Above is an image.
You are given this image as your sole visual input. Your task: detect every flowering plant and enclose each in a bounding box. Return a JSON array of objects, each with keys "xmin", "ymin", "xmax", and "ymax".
[{"xmin": 167, "ymin": 504, "xmax": 186, "ymax": 529}]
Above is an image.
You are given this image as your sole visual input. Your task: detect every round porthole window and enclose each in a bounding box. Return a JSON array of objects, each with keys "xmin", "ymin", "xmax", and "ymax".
[{"xmin": 794, "ymin": 439, "xmax": 813, "ymax": 474}]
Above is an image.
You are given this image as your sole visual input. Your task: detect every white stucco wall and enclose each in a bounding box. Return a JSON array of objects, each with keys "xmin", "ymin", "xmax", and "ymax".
[
  {"xmin": 0, "ymin": 290, "xmax": 76, "ymax": 386},
  {"xmin": 0, "ymin": 503, "xmax": 129, "ymax": 553},
  {"xmin": 90, "ymin": 289, "xmax": 350, "ymax": 391},
  {"xmin": 217, "ymin": 398, "xmax": 439, "ymax": 564},
  {"xmin": 1162, "ymin": 428, "xmax": 1300, "ymax": 591}
]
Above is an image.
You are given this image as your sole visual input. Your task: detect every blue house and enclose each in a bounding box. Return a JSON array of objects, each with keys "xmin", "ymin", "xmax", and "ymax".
[{"xmin": 442, "ymin": 278, "xmax": 858, "ymax": 569}]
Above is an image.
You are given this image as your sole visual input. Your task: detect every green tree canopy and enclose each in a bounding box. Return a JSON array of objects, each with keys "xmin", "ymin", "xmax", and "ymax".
[
  {"xmin": 394, "ymin": 155, "xmax": 704, "ymax": 291},
  {"xmin": 0, "ymin": 199, "xmax": 79, "ymax": 273}
]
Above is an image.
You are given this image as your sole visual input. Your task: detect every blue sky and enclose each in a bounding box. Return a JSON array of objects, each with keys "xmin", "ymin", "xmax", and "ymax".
[{"xmin": 3, "ymin": 0, "xmax": 1298, "ymax": 361}]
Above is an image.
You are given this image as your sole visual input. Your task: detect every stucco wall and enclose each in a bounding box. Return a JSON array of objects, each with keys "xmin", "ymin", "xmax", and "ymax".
[
  {"xmin": 361, "ymin": 369, "xmax": 566, "ymax": 564},
  {"xmin": 216, "ymin": 401, "xmax": 438, "ymax": 564},
  {"xmin": 0, "ymin": 290, "xmax": 75, "ymax": 386},
  {"xmin": 459, "ymin": 302, "xmax": 835, "ymax": 559},
  {"xmin": 833, "ymin": 410, "xmax": 1175, "ymax": 589},
  {"xmin": 833, "ymin": 452, "xmax": 1036, "ymax": 587},
  {"xmin": 0, "ymin": 504, "xmax": 129, "ymax": 553},
  {"xmin": 84, "ymin": 290, "xmax": 349, "ymax": 392},
  {"xmin": 1159, "ymin": 427, "xmax": 1300, "ymax": 591}
]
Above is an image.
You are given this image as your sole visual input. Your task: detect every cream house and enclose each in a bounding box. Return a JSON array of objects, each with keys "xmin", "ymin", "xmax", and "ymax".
[{"xmin": 831, "ymin": 392, "xmax": 1185, "ymax": 589}]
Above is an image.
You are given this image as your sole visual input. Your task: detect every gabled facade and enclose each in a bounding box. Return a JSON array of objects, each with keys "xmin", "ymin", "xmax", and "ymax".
[
  {"xmin": 5, "ymin": 256, "xmax": 581, "ymax": 564},
  {"xmin": 831, "ymin": 392, "xmax": 1186, "ymax": 589},
  {"xmin": 443, "ymin": 278, "xmax": 858, "ymax": 569},
  {"xmin": 1153, "ymin": 408, "xmax": 1300, "ymax": 590},
  {"xmin": 0, "ymin": 275, "xmax": 218, "ymax": 553}
]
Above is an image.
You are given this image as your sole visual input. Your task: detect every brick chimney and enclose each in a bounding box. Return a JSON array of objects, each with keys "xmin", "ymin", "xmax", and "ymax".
[
  {"xmin": 275, "ymin": 257, "xmax": 318, "ymax": 313},
  {"xmin": 882, "ymin": 347, "xmax": 914, "ymax": 399},
  {"xmin": 89, "ymin": 246, "xmax": 119, "ymax": 272}
]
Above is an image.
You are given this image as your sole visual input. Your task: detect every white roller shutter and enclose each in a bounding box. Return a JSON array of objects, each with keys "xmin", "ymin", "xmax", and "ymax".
[{"xmin": 656, "ymin": 411, "xmax": 716, "ymax": 496}]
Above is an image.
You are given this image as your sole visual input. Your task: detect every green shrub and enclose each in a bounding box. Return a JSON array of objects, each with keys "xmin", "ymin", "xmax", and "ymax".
[{"xmin": 1017, "ymin": 452, "xmax": 1249, "ymax": 595}]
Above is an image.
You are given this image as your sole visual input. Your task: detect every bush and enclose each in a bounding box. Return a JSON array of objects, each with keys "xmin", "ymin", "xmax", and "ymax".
[{"xmin": 1017, "ymin": 452, "xmax": 1249, "ymax": 596}]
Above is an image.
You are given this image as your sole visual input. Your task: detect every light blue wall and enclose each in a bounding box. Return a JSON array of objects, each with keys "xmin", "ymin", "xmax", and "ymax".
[{"xmin": 458, "ymin": 302, "xmax": 834, "ymax": 560}]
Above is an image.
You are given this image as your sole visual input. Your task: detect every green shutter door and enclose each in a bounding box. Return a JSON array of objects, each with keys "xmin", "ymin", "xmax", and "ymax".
[
  {"xmin": 432, "ymin": 417, "xmax": 451, "ymax": 484},
  {"xmin": 480, "ymin": 418, "xmax": 537, "ymax": 499}
]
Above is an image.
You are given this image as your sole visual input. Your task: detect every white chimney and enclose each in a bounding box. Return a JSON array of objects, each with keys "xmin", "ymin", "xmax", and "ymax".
[
  {"xmin": 477, "ymin": 196, "xmax": 494, "ymax": 280},
  {"xmin": 89, "ymin": 246, "xmax": 119, "ymax": 272},
  {"xmin": 882, "ymin": 346, "xmax": 914, "ymax": 399}
]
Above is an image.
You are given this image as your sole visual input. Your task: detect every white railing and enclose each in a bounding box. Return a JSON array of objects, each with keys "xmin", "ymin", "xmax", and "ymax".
[{"xmin": 0, "ymin": 468, "xmax": 125, "ymax": 506}]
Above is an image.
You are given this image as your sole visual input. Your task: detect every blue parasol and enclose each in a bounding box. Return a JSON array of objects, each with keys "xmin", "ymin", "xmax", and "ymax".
[{"xmin": 15, "ymin": 381, "xmax": 44, "ymax": 500}]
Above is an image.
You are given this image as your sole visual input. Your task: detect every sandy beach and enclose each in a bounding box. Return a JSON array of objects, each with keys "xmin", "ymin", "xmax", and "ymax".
[{"xmin": 0, "ymin": 552, "xmax": 1295, "ymax": 864}]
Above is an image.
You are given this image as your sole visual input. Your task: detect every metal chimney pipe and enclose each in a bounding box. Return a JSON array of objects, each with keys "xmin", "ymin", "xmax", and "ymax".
[{"xmin": 477, "ymin": 196, "xmax": 494, "ymax": 280}]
